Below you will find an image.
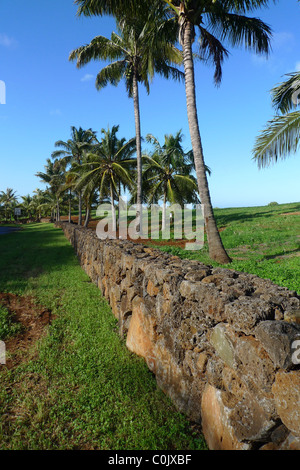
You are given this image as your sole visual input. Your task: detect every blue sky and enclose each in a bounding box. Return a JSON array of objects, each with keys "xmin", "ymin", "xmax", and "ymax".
[{"xmin": 0, "ymin": 0, "xmax": 299, "ymax": 208}]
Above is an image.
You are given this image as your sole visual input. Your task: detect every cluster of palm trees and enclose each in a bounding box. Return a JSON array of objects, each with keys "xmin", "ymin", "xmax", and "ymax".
[
  {"xmin": 35, "ymin": 124, "xmax": 204, "ymax": 228},
  {"xmin": 0, "ymin": 187, "xmax": 64, "ymax": 223},
  {"xmin": 67, "ymin": 0, "xmax": 276, "ymax": 264}
]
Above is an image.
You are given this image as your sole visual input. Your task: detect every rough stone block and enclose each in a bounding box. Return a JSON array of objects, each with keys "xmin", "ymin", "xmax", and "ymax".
[
  {"xmin": 201, "ymin": 384, "xmax": 251, "ymax": 450},
  {"xmin": 209, "ymin": 323, "xmax": 239, "ymax": 369},
  {"xmin": 126, "ymin": 296, "xmax": 157, "ymax": 373},
  {"xmin": 255, "ymin": 320, "xmax": 300, "ymax": 369},
  {"xmin": 225, "ymin": 296, "xmax": 274, "ymax": 334},
  {"xmin": 272, "ymin": 370, "xmax": 300, "ymax": 437},
  {"xmin": 235, "ymin": 335, "xmax": 275, "ymax": 393}
]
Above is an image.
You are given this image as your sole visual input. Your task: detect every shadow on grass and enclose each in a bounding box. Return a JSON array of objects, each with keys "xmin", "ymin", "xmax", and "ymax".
[
  {"xmin": 263, "ymin": 246, "xmax": 300, "ymax": 260},
  {"xmin": 0, "ymin": 224, "xmax": 78, "ymax": 292}
]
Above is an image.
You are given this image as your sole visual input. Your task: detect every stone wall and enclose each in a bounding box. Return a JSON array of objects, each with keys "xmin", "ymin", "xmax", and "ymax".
[{"xmin": 55, "ymin": 222, "xmax": 300, "ymax": 450}]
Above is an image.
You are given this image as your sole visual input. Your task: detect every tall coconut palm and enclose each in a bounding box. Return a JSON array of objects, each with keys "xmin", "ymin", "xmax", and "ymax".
[
  {"xmin": 253, "ymin": 71, "xmax": 300, "ymax": 168},
  {"xmin": 51, "ymin": 126, "xmax": 97, "ymax": 225},
  {"xmin": 73, "ymin": 125, "xmax": 136, "ymax": 232},
  {"xmin": 69, "ymin": 8, "xmax": 183, "ymax": 232},
  {"xmin": 158, "ymin": 0, "xmax": 273, "ymax": 263},
  {"xmin": 74, "ymin": 0, "xmax": 273, "ymax": 263}
]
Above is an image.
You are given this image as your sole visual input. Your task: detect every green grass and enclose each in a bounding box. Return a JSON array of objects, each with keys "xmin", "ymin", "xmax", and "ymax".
[
  {"xmin": 0, "ymin": 224, "xmax": 206, "ymax": 450},
  {"xmin": 147, "ymin": 202, "xmax": 300, "ymax": 294},
  {"xmin": 0, "ymin": 304, "xmax": 23, "ymax": 340}
]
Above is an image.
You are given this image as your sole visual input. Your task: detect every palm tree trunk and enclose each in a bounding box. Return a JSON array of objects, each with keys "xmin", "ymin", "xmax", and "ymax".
[
  {"xmin": 84, "ymin": 202, "xmax": 90, "ymax": 228},
  {"xmin": 78, "ymin": 191, "xmax": 82, "ymax": 226},
  {"xmin": 110, "ymin": 182, "xmax": 117, "ymax": 234},
  {"xmin": 162, "ymin": 191, "xmax": 167, "ymax": 232},
  {"xmin": 182, "ymin": 21, "xmax": 231, "ymax": 264},
  {"xmin": 56, "ymin": 199, "xmax": 60, "ymax": 222},
  {"xmin": 69, "ymin": 189, "xmax": 72, "ymax": 223},
  {"xmin": 132, "ymin": 72, "xmax": 143, "ymax": 235}
]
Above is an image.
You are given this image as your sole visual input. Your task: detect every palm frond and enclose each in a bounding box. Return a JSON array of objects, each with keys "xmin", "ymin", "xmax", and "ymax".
[
  {"xmin": 208, "ymin": 12, "xmax": 272, "ymax": 56},
  {"xmin": 96, "ymin": 60, "xmax": 127, "ymax": 90},
  {"xmin": 74, "ymin": 0, "xmax": 136, "ymax": 18},
  {"xmin": 271, "ymin": 72, "xmax": 300, "ymax": 114},
  {"xmin": 221, "ymin": 0, "xmax": 276, "ymax": 14},
  {"xmin": 198, "ymin": 26, "xmax": 229, "ymax": 85},
  {"xmin": 253, "ymin": 111, "xmax": 300, "ymax": 168}
]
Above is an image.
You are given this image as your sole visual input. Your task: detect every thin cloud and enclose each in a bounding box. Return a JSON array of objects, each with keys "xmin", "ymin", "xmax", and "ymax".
[
  {"xmin": 0, "ymin": 33, "xmax": 17, "ymax": 48},
  {"xmin": 80, "ymin": 74, "xmax": 94, "ymax": 82},
  {"xmin": 251, "ymin": 31, "xmax": 295, "ymax": 73},
  {"xmin": 295, "ymin": 62, "xmax": 300, "ymax": 72},
  {"xmin": 50, "ymin": 109, "xmax": 62, "ymax": 116},
  {"xmin": 272, "ymin": 32, "xmax": 295, "ymax": 50}
]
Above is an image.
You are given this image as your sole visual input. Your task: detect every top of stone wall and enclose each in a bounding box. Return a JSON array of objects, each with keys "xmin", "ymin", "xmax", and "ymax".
[{"xmin": 56, "ymin": 222, "xmax": 300, "ymax": 337}]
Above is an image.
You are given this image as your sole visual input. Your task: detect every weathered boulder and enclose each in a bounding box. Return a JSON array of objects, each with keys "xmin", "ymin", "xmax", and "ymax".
[
  {"xmin": 255, "ymin": 320, "xmax": 300, "ymax": 369},
  {"xmin": 272, "ymin": 370, "xmax": 300, "ymax": 437}
]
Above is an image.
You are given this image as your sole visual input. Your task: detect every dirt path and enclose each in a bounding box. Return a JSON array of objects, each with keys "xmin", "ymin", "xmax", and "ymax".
[{"xmin": 0, "ymin": 293, "xmax": 52, "ymax": 369}]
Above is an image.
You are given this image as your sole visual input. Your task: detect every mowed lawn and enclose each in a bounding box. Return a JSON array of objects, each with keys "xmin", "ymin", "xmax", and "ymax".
[
  {"xmin": 0, "ymin": 223, "xmax": 206, "ymax": 450},
  {"xmin": 148, "ymin": 202, "xmax": 300, "ymax": 294}
]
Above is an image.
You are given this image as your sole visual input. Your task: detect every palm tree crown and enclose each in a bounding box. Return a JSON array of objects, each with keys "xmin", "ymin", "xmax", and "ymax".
[
  {"xmin": 253, "ymin": 71, "xmax": 300, "ymax": 168},
  {"xmin": 51, "ymin": 126, "xmax": 97, "ymax": 225},
  {"xmin": 74, "ymin": 125, "xmax": 136, "ymax": 231},
  {"xmin": 74, "ymin": 125, "xmax": 136, "ymax": 201},
  {"xmin": 143, "ymin": 131, "xmax": 202, "ymax": 205}
]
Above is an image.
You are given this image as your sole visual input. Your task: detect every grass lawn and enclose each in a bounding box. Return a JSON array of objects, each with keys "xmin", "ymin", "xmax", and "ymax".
[
  {"xmin": 0, "ymin": 223, "xmax": 206, "ymax": 450},
  {"xmin": 146, "ymin": 202, "xmax": 300, "ymax": 294}
]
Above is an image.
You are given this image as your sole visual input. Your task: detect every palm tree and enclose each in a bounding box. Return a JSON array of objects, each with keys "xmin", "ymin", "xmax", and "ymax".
[
  {"xmin": 63, "ymin": 172, "xmax": 78, "ymax": 223},
  {"xmin": 36, "ymin": 159, "xmax": 66, "ymax": 222},
  {"xmin": 0, "ymin": 188, "xmax": 18, "ymax": 221},
  {"xmin": 31, "ymin": 189, "xmax": 46, "ymax": 220},
  {"xmin": 73, "ymin": 125, "xmax": 136, "ymax": 232},
  {"xmin": 74, "ymin": 0, "xmax": 273, "ymax": 263},
  {"xmin": 51, "ymin": 126, "xmax": 97, "ymax": 225},
  {"xmin": 20, "ymin": 194, "xmax": 34, "ymax": 219},
  {"xmin": 157, "ymin": 0, "xmax": 273, "ymax": 263},
  {"xmin": 36, "ymin": 190, "xmax": 67, "ymax": 221},
  {"xmin": 143, "ymin": 130, "xmax": 206, "ymax": 229},
  {"xmin": 69, "ymin": 8, "xmax": 183, "ymax": 232},
  {"xmin": 253, "ymin": 71, "xmax": 300, "ymax": 168}
]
